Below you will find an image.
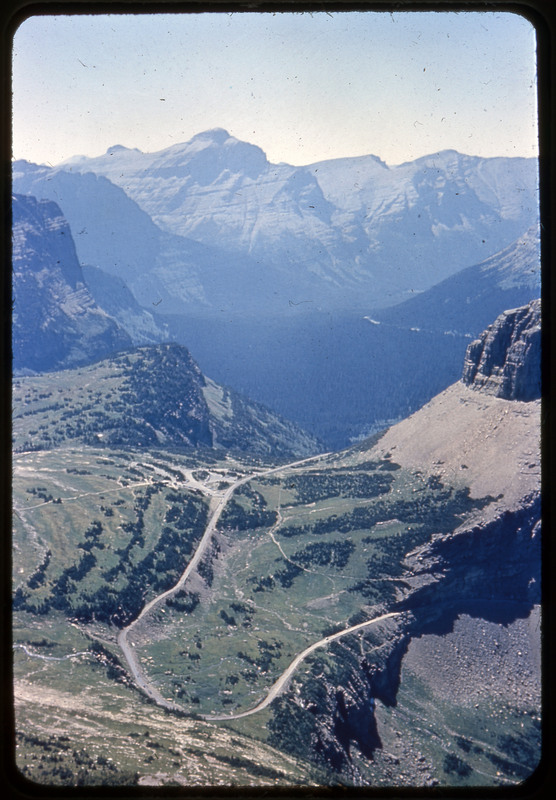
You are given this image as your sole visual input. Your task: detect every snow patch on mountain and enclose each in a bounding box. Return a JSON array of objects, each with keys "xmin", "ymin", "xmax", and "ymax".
[{"xmin": 41, "ymin": 130, "xmax": 538, "ymax": 310}]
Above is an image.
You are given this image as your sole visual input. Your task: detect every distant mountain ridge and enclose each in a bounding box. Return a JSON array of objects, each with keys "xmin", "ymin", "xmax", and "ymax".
[
  {"xmin": 14, "ymin": 129, "xmax": 539, "ymax": 313},
  {"xmin": 12, "ymin": 157, "xmax": 299, "ymax": 317},
  {"xmin": 373, "ymin": 227, "xmax": 540, "ymax": 335}
]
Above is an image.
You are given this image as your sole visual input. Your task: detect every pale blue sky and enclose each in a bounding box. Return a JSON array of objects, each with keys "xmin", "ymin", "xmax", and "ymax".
[{"xmin": 12, "ymin": 9, "xmax": 538, "ymax": 167}]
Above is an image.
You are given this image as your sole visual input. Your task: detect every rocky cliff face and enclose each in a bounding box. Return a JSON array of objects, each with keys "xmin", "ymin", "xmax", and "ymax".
[
  {"xmin": 461, "ymin": 300, "xmax": 541, "ymax": 401},
  {"xmin": 12, "ymin": 193, "xmax": 132, "ymax": 373}
]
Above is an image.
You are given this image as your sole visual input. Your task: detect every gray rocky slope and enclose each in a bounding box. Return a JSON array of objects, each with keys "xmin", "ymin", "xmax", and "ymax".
[{"xmin": 291, "ymin": 302, "xmax": 542, "ymax": 783}]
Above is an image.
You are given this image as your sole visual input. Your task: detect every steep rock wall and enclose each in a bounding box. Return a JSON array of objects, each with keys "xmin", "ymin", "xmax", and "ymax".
[{"xmin": 461, "ymin": 300, "xmax": 541, "ymax": 401}]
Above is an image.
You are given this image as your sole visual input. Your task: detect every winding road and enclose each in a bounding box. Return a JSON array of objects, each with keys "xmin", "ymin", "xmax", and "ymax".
[
  {"xmin": 203, "ymin": 610, "xmax": 402, "ymax": 721},
  {"xmin": 114, "ymin": 450, "xmax": 403, "ymax": 721}
]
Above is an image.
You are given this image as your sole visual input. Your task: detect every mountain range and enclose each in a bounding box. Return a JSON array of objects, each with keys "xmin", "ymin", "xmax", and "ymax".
[
  {"xmin": 10, "ymin": 193, "xmax": 468, "ymax": 447},
  {"xmin": 11, "ymin": 131, "xmax": 540, "ymax": 448},
  {"xmin": 13, "ymin": 128, "xmax": 539, "ymax": 315}
]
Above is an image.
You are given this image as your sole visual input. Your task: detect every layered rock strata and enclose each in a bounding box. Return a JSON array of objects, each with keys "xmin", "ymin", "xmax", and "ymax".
[{"xmin": 462, "ymin": 299, "xmax": 541, "ymax": 401}]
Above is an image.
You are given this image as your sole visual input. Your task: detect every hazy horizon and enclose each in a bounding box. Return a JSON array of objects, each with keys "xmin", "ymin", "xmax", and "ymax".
[{"xmin": 12, "ymin": 9, "xmax": 538, "ymax": 168}]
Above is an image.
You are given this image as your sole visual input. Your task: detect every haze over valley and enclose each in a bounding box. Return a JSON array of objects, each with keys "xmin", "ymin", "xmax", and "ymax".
[{"xmin": 12, "ymin": 130, "xmax": 539, "ymax": 448}]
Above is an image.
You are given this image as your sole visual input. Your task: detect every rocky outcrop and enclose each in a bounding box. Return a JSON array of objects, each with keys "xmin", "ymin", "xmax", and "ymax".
[{"xmin": 461, "ymin": 300, "xmax": 541, "ymax": 400}]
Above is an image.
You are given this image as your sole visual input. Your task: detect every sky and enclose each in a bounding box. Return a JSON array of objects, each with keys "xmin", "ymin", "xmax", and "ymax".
[{"xmin": 11, "ymin": 8, "xmax": 539, "ymax": 167}]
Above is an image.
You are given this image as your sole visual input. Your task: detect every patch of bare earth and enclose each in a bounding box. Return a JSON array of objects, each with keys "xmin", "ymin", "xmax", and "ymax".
[{"xmin": 374, "ymin": 382, "xmax": 540, "ymax": 515}]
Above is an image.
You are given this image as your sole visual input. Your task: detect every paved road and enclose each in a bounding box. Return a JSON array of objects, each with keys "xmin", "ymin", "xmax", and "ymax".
[
  {"xmin": 116, "ymin": 451, "xmax": 331, "ymax": 712},
  {"xmin": 201, "ymin": 610, "xmax": 402, "ymax": 721},
  {"xmin": 117, "ymin": 477, "xmax": 250, "ymax": 711}
]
